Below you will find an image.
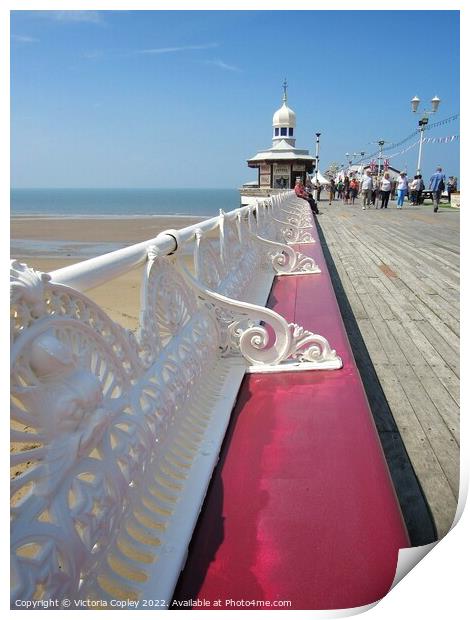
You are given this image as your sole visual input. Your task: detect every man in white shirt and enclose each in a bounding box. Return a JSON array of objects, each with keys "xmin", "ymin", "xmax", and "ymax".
[{"xmin": 361, "ymin": 170, "xmax": 374, "ymax": 210}]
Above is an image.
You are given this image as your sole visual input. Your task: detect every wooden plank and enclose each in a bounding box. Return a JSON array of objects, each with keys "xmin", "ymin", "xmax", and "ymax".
[
  {"xmin": 414, "ymin": 321, "xmax": 460, "ymax": 374},
  {"xmin": 393, "ymin": 364, "xmax": 460, "ymax": 498},
  {"xmin": 376, "ymin": 364, "xmax": 457, "ymax": 538},
  {"xmin": 401, "ymin": 320, "xmax": 460, "ymax": 405},
  {"xmin": 355, "ymin": 318, "xmax": 390, "ymax": 365},
  {"xmin": 369, "ymin": 317, "xmax": 409, "ymax": 366},
  {"xmin": 414, "ymin": 368, "xmax": 459, "ymax": 443}
]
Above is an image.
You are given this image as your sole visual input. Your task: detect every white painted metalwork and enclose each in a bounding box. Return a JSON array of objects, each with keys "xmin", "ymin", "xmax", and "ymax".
[{"xmin": 10, "ymin": 190, "xmax": 342, "ymax": 608}]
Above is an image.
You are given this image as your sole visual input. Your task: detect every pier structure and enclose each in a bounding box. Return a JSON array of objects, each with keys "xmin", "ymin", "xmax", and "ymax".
[
  {"xmin": 10, "ymin": 191, "xmax": 411, "ymax": 609},
  {"xmin": 241, "ymin": 82, "xmax": 315, "ymax": 204}
]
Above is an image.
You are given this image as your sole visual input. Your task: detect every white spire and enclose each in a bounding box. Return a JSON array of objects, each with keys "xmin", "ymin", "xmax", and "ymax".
[{"xmin": 282, "ymin": 78, "xmax": 288, "ymax": 104}]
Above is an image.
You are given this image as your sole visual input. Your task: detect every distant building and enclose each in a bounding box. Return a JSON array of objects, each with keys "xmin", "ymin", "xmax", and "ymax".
[
  {"xmin": 240, "ymin": 82, "xmax": 315, "ymax": 204},
  {"xmin": 346, "ymin": 164, "xmax": 402, "ymax": 181}
]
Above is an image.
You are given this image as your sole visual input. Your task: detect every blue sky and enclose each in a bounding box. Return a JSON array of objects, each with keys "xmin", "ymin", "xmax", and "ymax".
[{"xmin": 10, "ymin": 10, "xmax": 460, "ymax": 188}]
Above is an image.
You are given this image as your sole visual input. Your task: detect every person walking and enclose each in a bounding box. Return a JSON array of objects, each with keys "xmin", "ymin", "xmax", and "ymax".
[
  {"xmin": 409, "ymin": 175, "xmax": 419, "ymax": 205},
  {"xmin": 350, "ymin": 178, "xmax": 359, "ymax": 205},
  {"xmin": 328, "ymin": 179, "xmax": 336, "ymax": 205},
  {"xmin": 447, "ymin": 176, "xmax": 457, "ymax": 205},
  {"xmin": 396, "ymin": 172, "xmax": 408, "ymax": 209},
  {"xmin": 380, "ymin": 172, "xmax": 392, "ymax": 208},
  {"xmin": 316, "ymin": 183, "xmax": 322, "ymax": 202},
  {"xmin": 416, "ymin": 174, "xmax": 425, "ymax": 204},
  {"xmin": 361, "ymin": 170, "xmax": 373, "ymax": 210},
  {"xmin": 372, "ymin": 176, "xmax": 379, "ymax": 208},
  {"xmin": 429, "ymin": 166, "xmax": 446, "ymax": 212},
  {"xmin": 337, "ymin": 179, "xmax": 344, "ymax": 200},
  {"xmin": 343, "ymin": 176, "xmax": 351, "ymax": 205}
]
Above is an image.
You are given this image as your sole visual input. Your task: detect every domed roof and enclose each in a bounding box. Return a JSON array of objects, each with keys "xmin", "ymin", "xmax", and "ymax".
[{"xmin": 272, "ymin": 102, "xmax": 296, "ymax": 128}]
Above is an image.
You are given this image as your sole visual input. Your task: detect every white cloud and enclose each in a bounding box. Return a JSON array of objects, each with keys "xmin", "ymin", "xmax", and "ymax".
[
  {"xmin": 204, "ymin": 59, "xmax": 242, "ymax": 72},
  {"xmin": 12, "ymin": 34, "xmax": 39, "ymax": 43},
  {"xmin": 81, "ymin": 50, "xmax": 105, "ymax": 60},
  {"xmin": 136, "ymin": 43, "xmax": 218, "ymax": 55},
  {"xmin": 36, "ymin": 11, "xmax": 104, "ymax": 24}
]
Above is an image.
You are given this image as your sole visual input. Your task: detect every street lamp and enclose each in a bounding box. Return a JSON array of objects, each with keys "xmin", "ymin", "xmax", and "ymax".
[
  {"xmin": 377, "ymin": 140, "xmax": 385, "ymax": 177},
  {"xmin": 314, "ymin": 133, "xmax": 321, "ymax": 199},
  {"xmin": 411, "ymin": 95, "xmax": 441, "ymax": 175},
  {"xmin": 357, "ymin": 151, "xmax": 365, "ymax": 175}
]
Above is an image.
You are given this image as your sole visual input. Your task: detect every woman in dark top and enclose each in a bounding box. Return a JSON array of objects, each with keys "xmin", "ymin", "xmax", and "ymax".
[
  {"xmin": 343, "ymin": 176, "xmax": 351, "ymax": 205},
  {"xmin": 329, "ymin": 179, "xmax": 336, "ymax": 205}
]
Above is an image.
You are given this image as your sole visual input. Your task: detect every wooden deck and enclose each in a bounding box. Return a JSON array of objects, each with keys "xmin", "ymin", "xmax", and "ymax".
[{"xmin": 315, "ymin": 200, "xmax": 459, "ymax": 539}]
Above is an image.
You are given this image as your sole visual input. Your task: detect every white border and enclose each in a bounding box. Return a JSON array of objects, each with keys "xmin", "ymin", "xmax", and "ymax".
[{"xmin": 4, "ymin": 2, "xmax": 465, "ymax": 618}]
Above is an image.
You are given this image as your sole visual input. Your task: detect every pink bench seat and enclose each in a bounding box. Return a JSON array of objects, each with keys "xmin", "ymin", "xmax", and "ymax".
[{"xmin": 173, "ymin": 219, "xmax": 409, "ymax": 610}]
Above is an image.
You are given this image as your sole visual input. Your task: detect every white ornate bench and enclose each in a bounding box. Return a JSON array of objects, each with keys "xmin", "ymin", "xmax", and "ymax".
[{"xmin": 10, "ymin": 192, "xmax": 341, "ymax": 607}]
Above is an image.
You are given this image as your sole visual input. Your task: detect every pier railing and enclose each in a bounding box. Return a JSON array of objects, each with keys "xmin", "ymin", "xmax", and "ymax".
[{"xmin": 10, "ymin": 190, "xmax": 342, "ymax": 607}]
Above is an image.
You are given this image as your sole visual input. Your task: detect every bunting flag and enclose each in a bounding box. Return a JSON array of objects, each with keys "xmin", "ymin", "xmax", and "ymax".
[
  {"xmin": 423, "ymin": 134, "xmax": 459, "ymax": 144},
  {"xmin": 383, "ymin": 159, "xmax": 390, "ymax": 170},
  {"xmin": 369, "ymin": 160, "xmax": 377, "ymax": 172}
]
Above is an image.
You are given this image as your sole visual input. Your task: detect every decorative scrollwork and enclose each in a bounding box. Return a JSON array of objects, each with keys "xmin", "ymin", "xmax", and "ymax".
[
  {"xmin": 175, "ymin": 257, "xmax": 341, "ymax": 370},
  {"xmin": 246, "ymin": 228, "xmax": 320, "ymax": 275},
  {"xmin": 194, "ymin": 221, "xmax": 263, "ymax": 300},
  {"xmin": 280, "ymin": 225, "xmax": 315, "ymax": 245},
  {"xmin": 138, "ymin": 250, "xmax": 198, "ymax": 366},
  {"xmin": 286, "ymin": 323, "xmax": 341, "ymax": 365},
  {"xmin": 270, "ymin": 250, "xmax": 320, "ymax": 274},
  {"xmin": 10, "ymin": 260, "xmax": 51, "ymax": 317},
  {"xmin": 10, "ymin": 261, "xmax": 51, "ymax": 338},
  {"xmin": 194, "ymin": 230, "xmax": 225, "ymax": 291}
]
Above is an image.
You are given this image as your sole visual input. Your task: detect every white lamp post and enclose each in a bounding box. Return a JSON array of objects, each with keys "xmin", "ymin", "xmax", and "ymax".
[
  {"xmin": 377, "ymin": 140, "xmax": 385, "ymax": 178},
  {"xmin": 411, "ymin": 95, "xmax": 441, "ymax": 175},
  {"xmin": 314, "ymin": 133, "xmax": 321, "ymax": 199}
]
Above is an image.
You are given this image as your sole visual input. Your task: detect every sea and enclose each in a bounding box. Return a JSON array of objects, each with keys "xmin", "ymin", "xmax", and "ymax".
[
  {"xmin": 10, "ymin": 188, "xmax": 241, "ymax": 218},
  {"xmin": 10, "ymin": 188, "xmax": 242, "ymax": 259}
]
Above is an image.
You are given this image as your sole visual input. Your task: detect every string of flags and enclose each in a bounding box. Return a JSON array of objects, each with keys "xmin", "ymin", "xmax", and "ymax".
[
  {"xmin": 344, "ymin": 131, "xmax": 459, "ymax": 174},
  {"xmin": 425, "ymin": 113, "xmax": 460, "ymax": 131},
  {"xmin": 354, "ymin": 113, "xmax": 459, "ymax": 163},
  {"xmin": 385, "ymin": 135, "xmax": 459, "ymax": 161},
  {"xmin": 387, "ymin": 140, "xmax": 420, "ymax": 159},
  {"xmin": 359, "ymin": 135, "xmax": 460, "ymax": 170},
  {"xmin": 423, "ymin": 134, "xmax": 459, "ymax": 144}
]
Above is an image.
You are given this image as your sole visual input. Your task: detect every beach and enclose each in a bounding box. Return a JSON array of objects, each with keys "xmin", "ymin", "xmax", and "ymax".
[{"xmin": 11, "ymin": 215, "xmax": 205, "ymax": 330}]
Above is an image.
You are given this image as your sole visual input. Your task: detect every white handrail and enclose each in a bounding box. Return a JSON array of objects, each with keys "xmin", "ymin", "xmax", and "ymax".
[{"xmin": 49, "ymin": 203, "xmax": 262, "ymax": 293}]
